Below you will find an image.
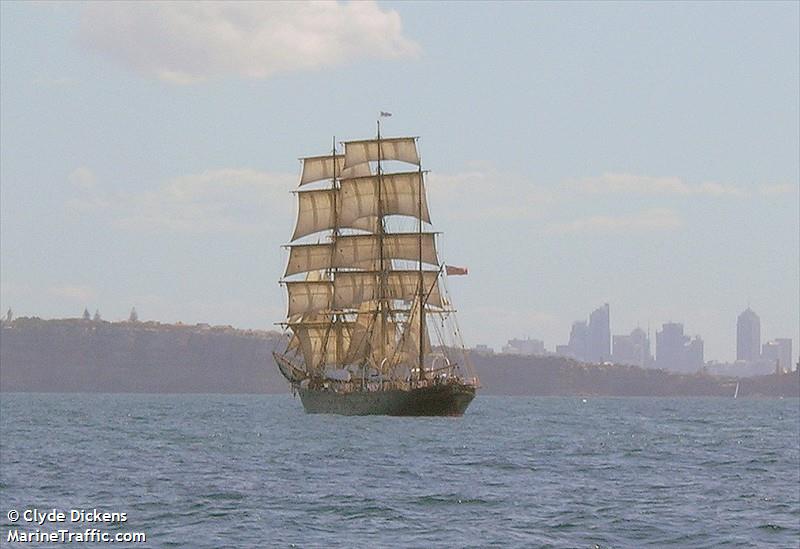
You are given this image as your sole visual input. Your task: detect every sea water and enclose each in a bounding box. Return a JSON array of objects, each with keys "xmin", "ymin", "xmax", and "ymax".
[{"xmin": 1, "ymin": 394, "xmax": 798, "ymax": 548}]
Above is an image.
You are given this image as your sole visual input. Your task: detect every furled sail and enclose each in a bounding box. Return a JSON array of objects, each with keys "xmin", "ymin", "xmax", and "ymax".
[
  {"xmin": 343, "ymin": 137, "xmax": 419, "ymax": 169},
  {"xmin": 299, "ymin": 154, "xmax": 371, "ymax": 186},
  {"xmin": 339, "ymin": 171, "xmax": 431, "ymax": 226}
]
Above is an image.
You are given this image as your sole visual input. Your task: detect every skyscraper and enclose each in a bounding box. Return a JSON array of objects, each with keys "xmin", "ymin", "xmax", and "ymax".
[
  {"xmin": 684, "ymin": 336, "xmax": 704, "ymax": 371},
  {"xmin": 656, "ymin": 322, "xmax": 687, "ymax": 370},
  {"xmin": 588, "ymin": 303, "xmax": 610, "ymax": 363},
  {"xmin": 736, "ymin": 308, "xmax": 760, "ymax": 361},
  {"xmin": 556, "ymin": 303, "xmax": 612, "ymax": 363},
  {"xmin": 762, "ymin": 338, "xmax": 793, "ymax": 373},
  {"xmin": 567, "ymin": 321, "xmax": 589, "ymax": 361},
  {"xmin": 612, "ymin": 327, "xmax": 652, "ymax": 368},
  {"xmin": 654, "ymin": 322, "xmax": 705, "ymax": 372}
]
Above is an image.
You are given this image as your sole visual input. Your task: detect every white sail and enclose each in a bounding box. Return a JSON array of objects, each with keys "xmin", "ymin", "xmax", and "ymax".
[
  {"xmin": 334, "ymin": 233, "xmax": 438, "ymax": 268},
  {"xmin": 399, "ymin": 295, "xmax": 432, "ymax": 365},
  {"xmin": 389, "ymin": 271, "xmax": 442, "ymax": 307},
  {"xmin": 286, "ymin": 280, "xmax": 333, "ymax": 319},
  {"xmin": 291, "ymin": 321, "xmax": 354, "ymax": 368},
  {"xmin": 285, "ymin": 241, "xmax": 378, "ymax": 277},
  {"xmin": 285, "ymin": 243, "xmax": 333, "ymax": 277},
  {"xmin": 299, "ymin": 154, "xmax": 371, "ymax": 186},
  {"xmin": 289, "ymin": 302, "xmax": 398, "ymax": 369},
  {"xmin": 286, "ymin": 271, "xmax": 441, "ymax": 316},
  {"xmin": 288, "ymin": 314, "xmax": 329, "ymax": 354},
  {"xmin": 291, "ymin": 189, "xmax": 377, "ymax": 240},
  {"xmin": 343, "ymin": 137, "xmax": 419, "ymax": 168},
  {"xmin": 291, "ymin": 189, "xmax": 335, "ymax": 241},
  {"xmin": 339, "ymin": 171, "xmax": 431, "ymax": 226},
  {"xmin": 346, "ymin": 301, "xmax": 378, "ymax": 366},
  {"xmin": 333, "ymin": 271, "xmax": 442, "ymax": 309},
  {"xmin": 286, "ymin": 271, "xmax": 328, "ymax": 351}
]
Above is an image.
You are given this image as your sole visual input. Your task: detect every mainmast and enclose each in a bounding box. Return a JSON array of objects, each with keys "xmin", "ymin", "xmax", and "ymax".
[
  {"xmin": 326, "ymin": 135, "xmax": 339, "ymax": 371},
  {"xmin": 376, "ymin": 120, "xmax": 388, "ymax": 370},
  {"xmin": 417, "ymin": 151, "xmax": 425, "ymax": 382}
]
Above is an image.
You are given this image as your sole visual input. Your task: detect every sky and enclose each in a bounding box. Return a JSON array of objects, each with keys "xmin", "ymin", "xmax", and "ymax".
[{"xmin": 1, "ymin": 1, "xmax": 798, "ymax": 364}]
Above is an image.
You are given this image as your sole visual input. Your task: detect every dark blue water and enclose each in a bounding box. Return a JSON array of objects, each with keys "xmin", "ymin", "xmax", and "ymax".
[{"xmin": 1, "ymin": 394, "xmax": 798, "ymax": 548}]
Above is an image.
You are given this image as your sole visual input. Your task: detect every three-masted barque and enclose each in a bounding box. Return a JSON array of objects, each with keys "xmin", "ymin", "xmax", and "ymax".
[{"xmin": 273, "ymin": 123, "xmax": 479, "ymax": 415}]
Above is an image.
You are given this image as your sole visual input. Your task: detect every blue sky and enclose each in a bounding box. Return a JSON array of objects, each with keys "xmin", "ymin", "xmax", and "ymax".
[{"xmin": 1, "ymin": 1, "xmax": 797, "ymax": 363}]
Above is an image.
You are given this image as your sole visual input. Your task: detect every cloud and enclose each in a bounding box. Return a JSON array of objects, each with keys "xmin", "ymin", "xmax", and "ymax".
[
  {"xmin": 48, "ymin": 285, "xmax": 97, "ymax": 302},
  {"xmin": 566, "ymin": 173, "xmax": 745, "ymax": 197},
  {"xmin": 66, "ymin": 167, "xmax": 109, "ymax": 213},
  {"xmin": 117, "ymin": 169, "xmax": 294, "ymax": 233},
  {"xmin": 32, "ymin": 77, "xmax": 77, "ymax": 87},
  {"xmin": 65, "ymin": 195, "xmax": 110, "ymax": 214},
  {"xmin": 546, "ymin": 208, "xmax": 682, "ymax": 235},
  {"xmin": 68, "ymin": 166, "xmax": 97, "ymax": 189},
  {"xmin": 79, "ymin": 1, "xmax": 419, "ymax": 84},
  {"xmin": 427, "ymin": 168, "xmax": 554, "ymax": 221},
  {"xmin": 68, "ymin": 168, "xmax": 295, "ymax": 234},
  {"xmin": 426, "ymin": 168, "xmax": 759, "ymax": 224},
  {"xmin": 758, "ymin": 183, "xmax": 797, "ymax": 196}
]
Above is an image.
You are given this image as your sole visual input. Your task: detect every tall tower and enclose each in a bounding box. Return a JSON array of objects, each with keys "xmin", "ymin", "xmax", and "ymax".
[
  {"xmin": 656, "ymin": 322, "xmax": 687, "ymax": 371},
  {"xmin": 568, "ymin": 321, "xmax": 589, "ymax": 361},
  {"xmin": 736, "ymin": 308, "xmax": 760, "ymax": 361},
  {"xmin": 588, "ymin": 303, "xmax": 611, "ymax": 363}
]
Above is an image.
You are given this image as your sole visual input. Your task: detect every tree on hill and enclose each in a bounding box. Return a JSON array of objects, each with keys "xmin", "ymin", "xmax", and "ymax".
[
  {"xmin": 93, "ymin": 309, "xmax": 102, "ymax": 322},
  {"xmin": 129, "ymin": 307, "xmax": 138, "ymax": 322},
  {"xmin": 82, "ymin": 308, "xmax": 91, "ymax": 320},
  {"xmin": 5, "ymin": 308, "xmax": 12, "ymax": 322}
]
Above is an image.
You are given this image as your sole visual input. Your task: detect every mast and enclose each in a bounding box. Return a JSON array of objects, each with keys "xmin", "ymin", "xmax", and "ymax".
[
  {"xmin": 376, "ymin": 120, "xmax": 387, "ymax": 372},
  {"xmin": 327, "ymin": 135, "xmax": 339, "ymax": 370},
  {"xmin": 417, "ymin": 148, "xmax": 425, "ymax": 382}
]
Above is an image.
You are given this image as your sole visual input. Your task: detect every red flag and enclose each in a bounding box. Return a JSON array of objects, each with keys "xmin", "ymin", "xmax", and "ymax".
[{"xmin": 445, "ymin": 265, "xmax": 468, "ymax": 276}]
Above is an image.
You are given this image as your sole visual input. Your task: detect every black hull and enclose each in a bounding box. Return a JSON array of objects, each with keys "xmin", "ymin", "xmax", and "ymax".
[{"xmin": 298, "ymin": 383, "xmax": 476, "ymax": 416}]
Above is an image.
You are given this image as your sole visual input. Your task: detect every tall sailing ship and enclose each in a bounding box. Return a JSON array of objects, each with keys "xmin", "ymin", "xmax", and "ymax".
[{"xmin": 273, "ymin": 124, "xmax": 479, "ymax": 416}]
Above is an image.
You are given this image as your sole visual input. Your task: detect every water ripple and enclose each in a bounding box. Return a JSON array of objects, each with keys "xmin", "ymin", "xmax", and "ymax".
[{"xmin": 1, "ymin": 394, "xmax": 798, "ymax": 548}]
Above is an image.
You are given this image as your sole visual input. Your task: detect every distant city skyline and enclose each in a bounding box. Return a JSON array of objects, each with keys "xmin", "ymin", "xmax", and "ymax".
[
  {"xmin": 1, "ymin": 2, "xmax": 797, "ymax": 363},
  {"xmin": 482, "ymin": 304, "xmax": 794, "ymax": 372}
]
